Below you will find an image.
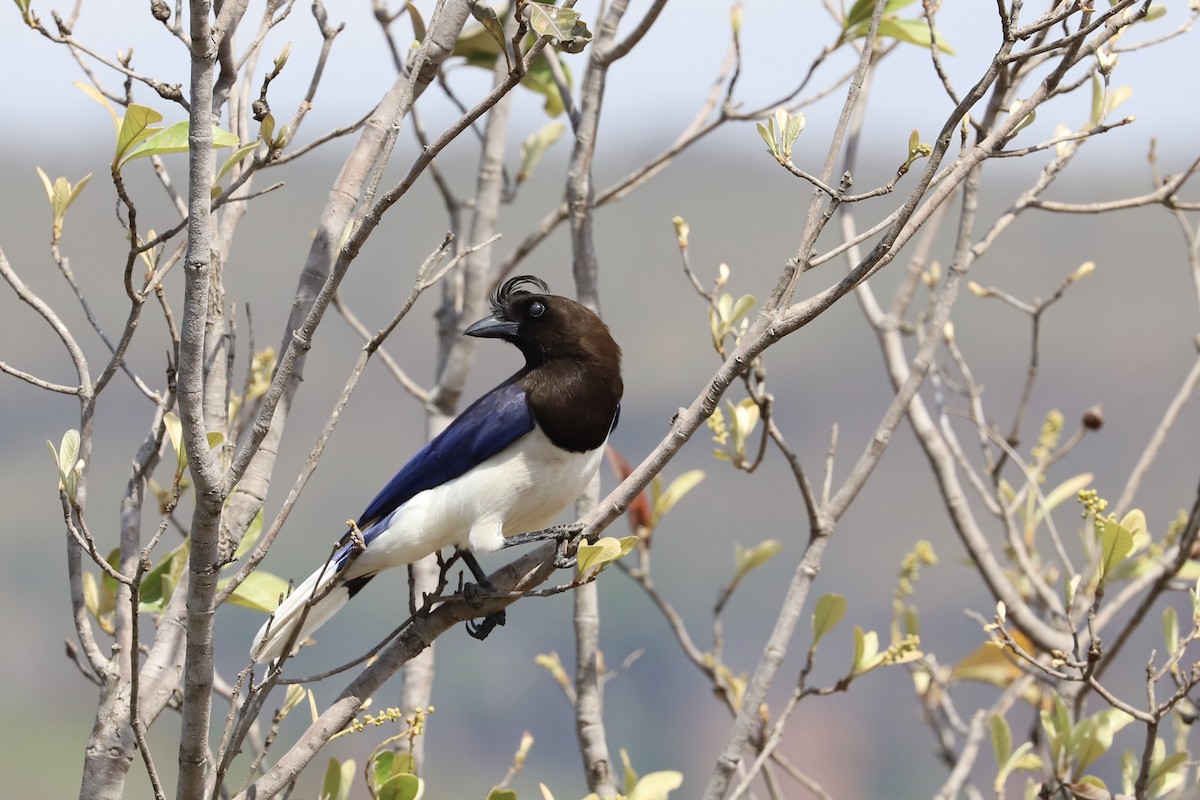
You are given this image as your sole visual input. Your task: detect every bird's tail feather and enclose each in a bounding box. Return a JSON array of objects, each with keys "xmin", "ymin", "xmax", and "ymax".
[{"xmin": 250, "ymin": 562, "xmax": 360, "ymax": 664}]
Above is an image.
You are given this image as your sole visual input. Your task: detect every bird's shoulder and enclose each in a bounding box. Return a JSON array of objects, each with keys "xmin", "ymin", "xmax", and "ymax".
[{"xmin": 356, "ymin": 378, "xmax": 535, "ymax": 530}]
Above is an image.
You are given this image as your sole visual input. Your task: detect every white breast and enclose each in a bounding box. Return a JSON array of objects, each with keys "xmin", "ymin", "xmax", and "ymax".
[{"xmin": 344, "ymin": 427, "xmax": 605, "ymax": 578}]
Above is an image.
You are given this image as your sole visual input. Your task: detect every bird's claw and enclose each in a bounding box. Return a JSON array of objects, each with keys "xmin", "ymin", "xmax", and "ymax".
[
  {"xmin": 554, "ymin": 536, "xmax": 577, "ymax": 569},
  {"xmin": 466, "ymin": 610, "xmax": 507, "ymax": 640}
]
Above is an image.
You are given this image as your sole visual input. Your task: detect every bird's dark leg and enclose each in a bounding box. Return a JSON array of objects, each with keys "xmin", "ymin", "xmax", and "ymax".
[{"xmin": 457, "ymin": 548, "xmax": 506, "ymax": 640}]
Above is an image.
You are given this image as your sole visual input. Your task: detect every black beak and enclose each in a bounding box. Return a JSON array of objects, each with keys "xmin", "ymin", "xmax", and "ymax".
[{"xmin": 464, "ymin": 314, "xmax": 519, "ymax": 339}]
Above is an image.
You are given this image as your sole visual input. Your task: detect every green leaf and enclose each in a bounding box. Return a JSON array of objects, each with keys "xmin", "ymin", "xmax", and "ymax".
[
  {"xmin": 575, "ymin": 536, "xmax": 638, "ymax": 579},
  {"xmin": 406, "ymin": 2, "xmax": 427, "ymax": 40},
  {"xmin": 319, "ymin": 757, "xmax": 355, "ymax": 800},
  {"xmin": 846, "ymin": 14, "xmax": 955, "ymax": 54},
  {"xmin": 996, "ymin": 741, "xmax": 1039, "ymax": 793},
  {"xmin": 1097, "ymin": 517, "xmax": 1133, "ymax": 582},
  {"xmin": 485, "ymin": 790, "xmax": 518, "ymax": 800},
  {"xmin": 523, "ymin": 3, "xmax": 593, "ymax": 53},
  {"xmin": 75, "ymin": 81, "xmax": 121, "ymax": 138},
  {"xmin": 468, "ymin": 1, "xmax": 507, "ymax": 54},
  {"xmin": 1148, "ymin": 747, "xmax": 1188, "ymax": 799},
  {"xmin": 221, "ymin": 570, "xmax": 290, "ymax": 613},
  {"xmin": 621, "ymin": 749, "xmax": 639, "ymax": 796},
  {"xmin": 372, "ymin": 750, "xmax": 395, "ymax": 791},
  {"xmin": 627, "ymin": 770, "xmax": 684, "ymax": 800},
  {"xmin": 1162, "ymin": 606, "xmax": 1179, "ymax": 656},
  {"xmin": 164, "ymin": 412, "xmax": 184, "ymax": 471},
  {"xmin": 1073, "ymin": 709, "xmax": 1133, "ymax": 775},
  {"xmin": 651, "ymin": 469, "xmax": 705, "ymax": 525},
  {"xmin": 518, "ymin": 120, "xmax": 566, "ymax": 183},
  {"xmin": 121, "ymin": 121, "xmax": 240, "ymax": 168},
  {"xmin": 850, "ymin": 626, "xmax": 882, "ymax": 676},
  {"xmin": 990, "ymin": 713, "xmax": 1013, "ymax": 767},
  {"xmin": 48, "ymin": 429, "xmax": 82, "ymax": 498},
  {"xmin": 231, "ymin": 510, "xmax": 264, "ymax": 562},
  {"xmin": 811, "ymin": 593, "xmax": 847, "ymax": 647},
  {"xmin": 279, "ymin": 684, "xmax": 307, "ymax": 721},
  {"xmin": 1089, "ymin": 73, "xmax": 1104, "ymax": 128},
  {"xmin": 115, "ymin": 104, "xmax": 165, "ymax": 164},
  {"xmin": 755, "ymin": 121, "xmax": 777, "ymax": 157},
  {"xmin": 215, "ymin": 140, "xmax": 260, "ymax": 185},
  {"xmin": 781, "ymin": 112, "xmax": 806, "ymax": 158},
  {"xmin": 1032, "ymin": 473, "xmax": 1095, "ymax": 532},
  {"xmin": 378, "ymin": 773, "xmax": 422, "ymax": 800},
  {"xmin": 734, "ymin": 539, "xmax": 784, "ymax": 582},
  {"xmin": 138, "ymin": 538, "xmax": 190, "ymax": 612},
  {"xmin": 844, "ymin": 0, "xmax": 876, "ymax": 30}
]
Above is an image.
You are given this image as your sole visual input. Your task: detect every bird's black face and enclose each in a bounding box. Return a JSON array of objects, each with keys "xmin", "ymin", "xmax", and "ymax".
[
  {"xmin": 465, "ymin": 275, "xmax": 620, "ymax": 373},
  {"xmin": 464, "ymin": 276, "xmax": 571, "ymax": 352}
]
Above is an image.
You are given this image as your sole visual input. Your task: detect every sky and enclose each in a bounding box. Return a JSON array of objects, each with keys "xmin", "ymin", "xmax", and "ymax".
[
  {"xmin": 4, "ymin": 0, "xmax": 1199, "ymax": 163},
  {"xmin": 3, "ymin": 2, "xmax": 1200, "ymax": 798}
]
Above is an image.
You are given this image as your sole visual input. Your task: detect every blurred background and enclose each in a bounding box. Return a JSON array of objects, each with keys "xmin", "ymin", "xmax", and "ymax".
[{"xmin": 2, "ymin": 1, "xmax": 1199, "ymax": 797}]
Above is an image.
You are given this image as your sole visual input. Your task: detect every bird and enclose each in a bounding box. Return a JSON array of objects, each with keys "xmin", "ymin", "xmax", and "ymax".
[{"xmin": 250, "ymin": 275, "xmax": 623, "ymax": 664}]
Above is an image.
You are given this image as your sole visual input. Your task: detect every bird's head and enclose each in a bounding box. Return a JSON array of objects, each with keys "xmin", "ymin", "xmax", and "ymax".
[{"xmin": 464, "ymin": 275, "xmax": 620, "ymax": 368}]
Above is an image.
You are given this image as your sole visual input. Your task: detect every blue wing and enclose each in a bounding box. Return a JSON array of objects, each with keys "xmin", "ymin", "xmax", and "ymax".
[{"xmin": 355, "ymin": 376, "xmax": 535, "ymax": 539}]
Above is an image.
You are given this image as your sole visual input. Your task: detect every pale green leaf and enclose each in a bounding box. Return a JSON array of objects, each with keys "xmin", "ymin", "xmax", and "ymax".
[
  {"xmin": 115, "ymin": 104, "xmax": 164, "ymax": 164},
  {"xmin": 1162, "ymin": 606, "xmax": 1179, "ymax": 655},
  {"xmin": 1148, "ymin": 748, "xmax": 1188, "ymax": 799},
  {"xmin": 379, "ymin": 773, "xmax": 423, "ymax": 800},
  {"xmin": 755, "ymin": 121, "xmax": 777, "ymax": 156},
  {"xmin": 651, "ymin": 469, "xmax": 705, "ymax": 525},
  {"xmin": 467, "ymin": 1, "xmax": 506, "ymax": 54},
  {"xmin": 232, "ymin": 510, "xmax": 264, "ymax": 562},
  {"xmin": 221, "ymin": 570, "xmax": 290, "ymax": 613},
  {"xmin": 518, "ymin": 120, "xmax": 566, "ymax": 183},
  {"xmin": 1032, "ymin": 473, "xmax": 1095, "ymax": 530},
  {"xmin": 373, "ymin": 751, "xmax": 395, "ymax": 791},
  {"xmin": 484, "ymin": 789, "xmax": 516, "ymax": 800},
  {"xmin": 1074, "ymin": 709, "xmax": 1133, "ymax": 775},
  {"xmin": 1143, "ymin": 2, "xmax": 1167, "ymax": 21},
  {"xmin": 621, "ymin": 749, "xmax": 639, "ymax": 796},
  {"xmin": 811, "ymin": 593, "xmax": 847, "ymax": 648},
  {"xmin": 1089, "ymin": 73, "xmax": 1104, "ymax": 128},
  {"xmin": 406, "ymin": 2, "xmax": 427, "ymax": 40},
  {"xmin": 996, "ymin": 741, "xmax": 1039, "ymax": 794},
  {"xmin": 576, "ymin": 537, "xmax": 623, "ymax": 578},
  {"xmin": 781, "ymin": 112, "xmax": 806, "ymax": 156},
  {"xmin": 522, "ymin": 4, "xmax": 593, "ymax": 53},
  {"xmin": 164, "ymin": 412, "xmax": 185, "ymax": 472},
  {"xmin": 74, "ymin": 81, "xmax": 120, "ymax": 138},
  {"xmin": 137, "ymin": 537, "xmax": 190, "ymax": 612},
  {"xmin": 58, "ymin": 429, "xmax": 81, "ymax": 480},
  {"xmin": 319, "ymin": 757, "xmax": 355, "ymax": 800},
  {"xmin": 990, "ymin": 713, "xmax": 1013, "ymax": 767},
  {"xmin": 121, "ymin": 121, "xmax": 239, "ymax": 168},
  {"xmin": 279, "ymin": 683, "xmax": 307, "ymax": 720},
  {"xmin": 734, "ymin": 539, "xmax": 784, "ymax": 582},
  {"xmin": 1098, "ymin": 517, "xmax": 1134, "ymax": 582},
  {"xmin": 215, "ymin": 141, "xmax": 260, "ymax": 185},
  {"xmin": 627, "ymin": 770, "xmax": 684, "ymax": 800}
]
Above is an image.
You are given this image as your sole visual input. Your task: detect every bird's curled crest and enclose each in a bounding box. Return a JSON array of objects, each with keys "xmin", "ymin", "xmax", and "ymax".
[{"xmin": 490, "ymin": 275, "xmax": 549, "ymax": 315}]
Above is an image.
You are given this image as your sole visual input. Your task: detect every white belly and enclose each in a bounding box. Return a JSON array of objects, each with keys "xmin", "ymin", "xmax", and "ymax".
[{"xmin": 346, "ymin": 428, "xmax": 605, "ymax": 577}]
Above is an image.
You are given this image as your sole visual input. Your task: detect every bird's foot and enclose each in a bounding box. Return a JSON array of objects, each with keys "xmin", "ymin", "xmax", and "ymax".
[
  {"xmin": 466, "ymin": 609, "xmax": 507, "ymax": 640},
  {"xmin": 462, "ymin": 577, "xmax": 497, "ymax": 609},
  {"xmin": 502, "ymin": 523, "xmax": 583, "ymax": 570}
]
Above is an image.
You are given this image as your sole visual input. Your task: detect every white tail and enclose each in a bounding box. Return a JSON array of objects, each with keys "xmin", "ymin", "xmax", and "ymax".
[{"xmin": 249, "ymin": 563, "xmax": 350, "ymax": 664}]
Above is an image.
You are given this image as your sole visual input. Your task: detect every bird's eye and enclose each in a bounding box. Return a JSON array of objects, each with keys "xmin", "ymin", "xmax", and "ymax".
[{"xmin": 528, "ymin": 301, "xmax": 546, "ymax": 318}]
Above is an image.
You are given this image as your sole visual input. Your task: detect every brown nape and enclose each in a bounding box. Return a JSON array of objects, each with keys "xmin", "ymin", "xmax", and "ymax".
[{"xmin": 515, "ymin": 295, "xmax": 623, "ymax": 452}]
